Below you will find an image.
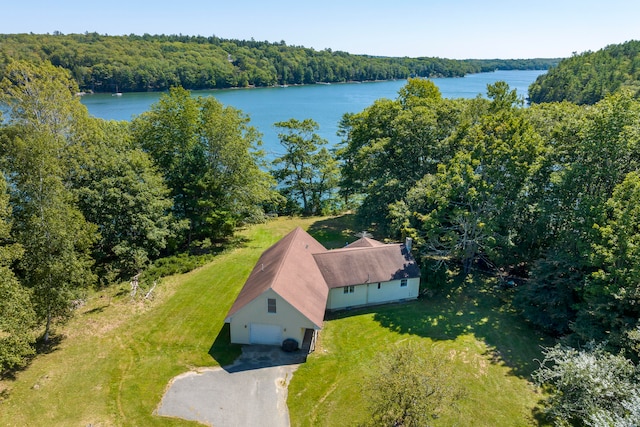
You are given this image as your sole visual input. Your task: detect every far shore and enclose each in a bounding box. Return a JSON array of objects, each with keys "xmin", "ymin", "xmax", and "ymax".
[{"xmin": 76, "ymin": 68, "xmax": 549, "ymax": 96}]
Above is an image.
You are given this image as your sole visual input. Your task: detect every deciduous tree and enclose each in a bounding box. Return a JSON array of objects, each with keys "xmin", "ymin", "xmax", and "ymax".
[
  {"xmin": 132, "ymin": 87, "xmax": 277, "ymax": 245},
  {"xmin": 534, "ymin": 343, "xmax": 640, "ymax": 426},
  {"xmin": 0, "ymin": 172, "xmax": 35, "ymax": 372},
  {"xmin": 272, "ymin": 118, "xmax": 339, "ymax": 215},
  {"xmin": 362, "ymin": 341, "xmax": 461, "ymax": 426},
  {"xmin": 74, "ymin": 120, "xmax": 176, "ymax": 282},
  {"xmin": 0, "ymin": 60, "xmax": 96, "ymax": 341}
]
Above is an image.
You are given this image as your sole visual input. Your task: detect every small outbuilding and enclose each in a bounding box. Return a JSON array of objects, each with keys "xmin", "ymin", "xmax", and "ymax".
[{"xmin": 224, "ymin": 227, "xmax": 420, "ymax": 348}]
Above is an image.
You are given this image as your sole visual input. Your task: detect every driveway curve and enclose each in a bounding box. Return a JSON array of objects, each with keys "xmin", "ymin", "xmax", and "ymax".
[{"xmin": 156, "ymin": 345, "xmax": 306, "ymax": 426}]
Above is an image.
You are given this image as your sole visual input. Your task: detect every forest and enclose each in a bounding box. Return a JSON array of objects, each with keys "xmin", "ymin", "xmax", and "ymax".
[
  {"xmin": 529, "ymin": 39, "xmax": 640, "ymax": 104},
  {"xmin": 0, "ymin": 33, "xmax": 557, "ymax": 92},
  {"xmin": 2, "ymin": 38, "xmax": 640, "ymax": 425}
]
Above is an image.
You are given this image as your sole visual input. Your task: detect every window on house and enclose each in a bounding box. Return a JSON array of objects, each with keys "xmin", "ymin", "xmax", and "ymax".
[
  {"xmin": 343, "ymin": 285, "xmax": 355, "ymax": 294},
  {"xmin": 267, "ymin": 298, "xmax": 276, "ymax": 313},
  {"xmin": 377, "ymin": 283, "xmax": 381, "ymax": 289},
  {"xmin": 400, "ymin": 279, "xmax": 408, "ymax": 287}
]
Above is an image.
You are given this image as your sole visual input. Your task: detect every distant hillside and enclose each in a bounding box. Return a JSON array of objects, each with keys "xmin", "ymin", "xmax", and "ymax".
[
  {"xmin": 0, "ymin": 33, "xmax": 558, "ymax": 93},
  {"xmin": 529, "ymin": 40, "xmax": 640, "ymax": 105}
]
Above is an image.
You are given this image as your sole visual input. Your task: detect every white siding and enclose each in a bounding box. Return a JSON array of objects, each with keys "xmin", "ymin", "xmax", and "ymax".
[
  {"xmin": 228, "ymin": 289, "xmax": 316, "ymax": 346},
  {"xmin": 326, "ymin": 283, "xmax": 367, "ymax": 310},
  {"xmin": 326, "ymin": 277, "xmax": 420, "ymax": 310}
]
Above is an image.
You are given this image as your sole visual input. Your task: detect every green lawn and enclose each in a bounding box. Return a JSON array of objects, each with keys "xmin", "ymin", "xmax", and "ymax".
[
  {"xmin": 288, "ymin": 277, "xmax": 551, "ymax": 426},
  {"xmin": 0, "ymin": 215, "xmax": 550, "ymax": 426},
  {"xmin": 0, "ymin": 216, "xmax": 319, "ymax": 426}
]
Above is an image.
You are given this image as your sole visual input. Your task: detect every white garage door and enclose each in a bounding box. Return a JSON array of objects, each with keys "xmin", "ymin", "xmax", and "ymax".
[{"xmin": 249, "ymin": 323, "xmax": 282, "ymax": 345}]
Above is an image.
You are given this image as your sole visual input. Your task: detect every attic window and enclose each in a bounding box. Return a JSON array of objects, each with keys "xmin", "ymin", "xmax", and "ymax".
[
  {"xmin": 343, "ymin": 285, "xmax": 355, "ymax": 294},
  {"xmin": 400, "ymin": 279, "xmax": 408, "ymax": 287},
  {"xmin": 267, "ymin": 298, "xmax": 277, "ymax": 313}
]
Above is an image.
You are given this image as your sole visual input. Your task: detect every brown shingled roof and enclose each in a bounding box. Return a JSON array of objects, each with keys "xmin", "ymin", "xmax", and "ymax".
[
  {"xmin": 225, "ymin": 227, "xmax": 328, "ymax": 328},
  {"xmin": 312, "ymin": 244, "xmax": 420, "ymax": 288},
  {"xmin": 226, "ymin": 229, "xmax": 421, "ymax": 328},
  {"xmin": 345, "ymin": 236, "xmax": 386, "ymax": 248}
]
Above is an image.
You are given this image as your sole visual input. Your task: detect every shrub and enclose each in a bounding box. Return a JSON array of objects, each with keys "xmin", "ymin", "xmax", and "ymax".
[
  {"xmin": 361, "ymin": 340, "xmax": 462, "ymax": 426},
  {"xmin": 533, "ymin": 342, "xmax": 640, "ymax": 426}
]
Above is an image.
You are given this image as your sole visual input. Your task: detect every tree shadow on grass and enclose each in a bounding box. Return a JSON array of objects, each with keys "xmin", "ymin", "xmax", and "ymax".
[
  {"xmin": 1, "ymin": 333, "xmax": 64, "ymax": 384},
  {"xmin": 307, "ymin": 214, "xmax": 359, "ymax": 249},
  {"xmin": 330, "ymin": 276, "xmax": 552, "ymax": 379}
]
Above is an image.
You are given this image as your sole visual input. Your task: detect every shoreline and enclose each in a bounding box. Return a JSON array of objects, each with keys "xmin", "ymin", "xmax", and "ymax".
[{"xmin": 78, "ymin": 69, "xmax": 548, "ymax": 97}]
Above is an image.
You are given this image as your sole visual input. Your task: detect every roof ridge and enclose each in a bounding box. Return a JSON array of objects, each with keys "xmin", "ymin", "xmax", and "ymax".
[
  {"xmin": 270, "ymin": 227, "xmax": 305, "ymax": 290},
  {"xmin": 318, "ymin": 242, "xmax": 402, "ymax": 255}
]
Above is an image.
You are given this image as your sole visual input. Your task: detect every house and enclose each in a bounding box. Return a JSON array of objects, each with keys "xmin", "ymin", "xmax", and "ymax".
[{"xmin": 224, "ymin": 227, "xmax": 420, "ymax": 347}]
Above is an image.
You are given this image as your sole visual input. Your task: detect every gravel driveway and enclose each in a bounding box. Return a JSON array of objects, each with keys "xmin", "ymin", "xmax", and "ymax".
[{"xmin": 156, "ymin": 345, "xmax": 307, "ymax": 426}]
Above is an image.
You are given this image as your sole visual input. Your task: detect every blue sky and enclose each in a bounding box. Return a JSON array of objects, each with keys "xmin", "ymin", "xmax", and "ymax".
[{"xmin": 4, "ymin": 0, "xmax": 640, "ymax": 59}]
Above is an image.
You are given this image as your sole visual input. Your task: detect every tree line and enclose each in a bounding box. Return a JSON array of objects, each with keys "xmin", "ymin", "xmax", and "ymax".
[
  {"xmin": 0, "ymin": 33, "xmax": 557, "ymax": 93},
  {"xmin": 529, "ymin": 39, "xmax": 640, "ymax": 105}
]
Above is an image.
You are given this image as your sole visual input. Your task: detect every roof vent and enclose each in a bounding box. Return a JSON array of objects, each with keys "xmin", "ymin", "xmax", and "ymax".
[{"xmin": 405, "ymin": 237, "xmax": 413, "ymax": 252}]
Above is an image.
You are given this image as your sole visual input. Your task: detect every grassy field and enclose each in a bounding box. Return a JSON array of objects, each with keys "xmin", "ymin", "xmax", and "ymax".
[
  {"xmin": 288, "ymin": 279, "xmax": 551, "ymax": 426},
  {"xmin": 0, "ymin": 215, "xmax": 550, "ymax": 426}
]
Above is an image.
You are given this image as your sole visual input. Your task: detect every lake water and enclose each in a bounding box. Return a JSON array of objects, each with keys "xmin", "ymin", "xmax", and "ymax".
[{"xmin": 81, "ymin": 69, "xmax": 546, "ymax": 157}]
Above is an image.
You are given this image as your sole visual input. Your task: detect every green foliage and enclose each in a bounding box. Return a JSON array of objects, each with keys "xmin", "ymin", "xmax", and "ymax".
[
  {"xmin": 141, "ymin": 252, "xmax": 218, "ymax": 283},
  {"xmin": 132, "ymin": 87, "xmax": 277, "ymax": 245},
  {"xmin": 0, "ymin": 271, "xmax": 35, "ymax": 373},
  {"xmin": 338, "ymin": 80, "xmax": 468, "ymax": 232},
  {"xmin": 580, "ymin": 171, "xmax": 640, "ymax": 349},
  {"xmin": 0, "ymin": 173, "xmax": 36, "ymax": 373},
  {"xmin": 0, "ymin": 33, "xmax": 557, "ymax": 93},
  {"xmin": 362, "ymin": 341, "xmax": 461, "ymax": 426},
  {"xmin": 1, "ymin": 60, "xmax": 96, "ymax": 341},
  {"xmin": 533, "ymin": 343, "xmax": 640, "ymax": 426},
  {"xmin": 344, "ymin": 77, "xmax": 640, "ymax": 358},
  {"xmin": 271, "ymin": 118, "xmax": 339, "ymax": 215},
  {"xmin": 387, "ymin": 83, "xmax": 543, "ymax": 273},
  {"xmin": 74, "ymin": 121, "xmax": 176, "ymax": 282},
  {"xmin": 0, "ymin": 59, "xmax": 289, "ymax": 348},
  {"xmin": 514, "ymin": 249, "xmax": 581, "ymax": 336},
  {"xmin": 529, "ymin": 40, "xmax": 640, "ymax": 105}
]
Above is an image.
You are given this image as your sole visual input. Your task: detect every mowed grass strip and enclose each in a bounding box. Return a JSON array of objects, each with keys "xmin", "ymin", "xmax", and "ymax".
[
  {"xmin": 0, "ymin": 216, "xmax": 321, "ymax": 426},
  {"xmin": 287, "ymin": 275, "xmax": 552, "ymax": 427}
]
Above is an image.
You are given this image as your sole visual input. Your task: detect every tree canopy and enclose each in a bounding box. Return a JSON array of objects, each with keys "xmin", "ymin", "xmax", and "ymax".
[
  {"xmin": 338, "ymin": 77, "xmax": 640, "ymax": 358},
  {"xmin": 271, "ymin": 118, "xmax": 339, "ymax": 215},
  {"xmin": 338, "ymin": 75, "xmax": 640, "ymax": 424},
  {"xmin": 131, "ymin": 87, "xmax": 278, "ymax": 245},
  {"xmin": 529, "ymin": 40, "xmax": 640, "ymax": 105},
  {"xmin": 0, "ymin": 33, "xmax": 557, "ymax": 93}
]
